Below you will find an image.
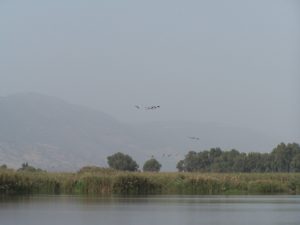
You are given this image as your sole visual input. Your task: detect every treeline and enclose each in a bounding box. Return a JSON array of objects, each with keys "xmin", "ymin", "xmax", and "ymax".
[
  {"xmin": 1, "ymin": 142, "xmax": 299, "ymax": 174},
  {"xmin": 103, "ymin": 142, "xmax": 300, "ymax": 173},
  {"xmin": 177, "ymin": 143, "xmax": 300, "ymax": 172}
]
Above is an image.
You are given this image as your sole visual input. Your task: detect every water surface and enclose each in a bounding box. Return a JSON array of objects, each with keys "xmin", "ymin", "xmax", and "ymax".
[{"xmin": 0, "ymin": 195, "xmax": 299, "ymax": 225}]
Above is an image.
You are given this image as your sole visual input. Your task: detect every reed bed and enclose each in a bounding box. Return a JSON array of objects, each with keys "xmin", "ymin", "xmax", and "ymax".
[{"xmin": 0, "ymin": 169, "xmax": 299, "ymax": 195}]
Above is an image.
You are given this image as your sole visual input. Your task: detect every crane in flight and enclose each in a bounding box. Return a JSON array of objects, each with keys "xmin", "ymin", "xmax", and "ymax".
[
  {"xmin": 188, "ymin": 136, "xmax": 200, "ymax": 140},
  {"xmin": 145, "ymin": 105, "xmax": 160, "ymax": 110},
  {"xmin": 134, "ymin": 105, "xmax": 160, "ymax": 110}
]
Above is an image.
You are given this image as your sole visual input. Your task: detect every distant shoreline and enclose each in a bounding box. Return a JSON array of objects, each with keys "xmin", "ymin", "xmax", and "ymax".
[{"xmin": 0, "ymin": 170, "xmax": 299, "ymax": 195}]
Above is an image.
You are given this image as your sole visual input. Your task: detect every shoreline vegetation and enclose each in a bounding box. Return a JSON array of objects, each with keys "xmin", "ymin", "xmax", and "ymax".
[
  {"xmin": 1, "ymin": 142, "xmax": 299, "ymax": 196},
  {"xmin": 0, "ymin": 168, "xmax": 299, "ymax": 195}
]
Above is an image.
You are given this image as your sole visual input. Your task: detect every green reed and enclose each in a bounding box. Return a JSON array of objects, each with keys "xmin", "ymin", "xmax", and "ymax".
[{"xmin": 0, "ymin": 169, "xmax": 299, "ymax": 195}]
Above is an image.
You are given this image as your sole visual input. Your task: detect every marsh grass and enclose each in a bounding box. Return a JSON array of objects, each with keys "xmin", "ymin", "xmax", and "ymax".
[{"xmin": 0, "ymin": 169, "xmax": 299, "ymax": 195}]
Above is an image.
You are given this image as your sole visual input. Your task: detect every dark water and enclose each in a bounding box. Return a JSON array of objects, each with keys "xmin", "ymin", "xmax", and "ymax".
[{"xmin": 0, "ymin": 195, "xmax": 299, "ymax": 225}]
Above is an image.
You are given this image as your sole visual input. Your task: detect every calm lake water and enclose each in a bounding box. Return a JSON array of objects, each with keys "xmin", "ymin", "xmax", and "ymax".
[{"xmin": 0, "ymin": 195, "xmax": 299, "ymax": 225}]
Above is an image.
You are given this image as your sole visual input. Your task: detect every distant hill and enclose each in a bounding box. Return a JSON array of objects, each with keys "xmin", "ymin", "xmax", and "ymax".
[
  {"xmin": 0, "ymin": 93, "xmax": 137, "ymax": 171},
  {"xmin": 0, "ymin": 93, "xmax": 281, "ymax": 171}
]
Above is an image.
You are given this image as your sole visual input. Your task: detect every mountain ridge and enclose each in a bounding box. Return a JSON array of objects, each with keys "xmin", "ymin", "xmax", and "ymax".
[{"xmin": 0, "ymin": 93, "xmax": 285, "ymax": 171}]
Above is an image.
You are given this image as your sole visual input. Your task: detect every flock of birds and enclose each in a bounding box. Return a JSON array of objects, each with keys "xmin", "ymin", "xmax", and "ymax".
[{"xmin": 134, "ymin": 104, "xmax": 201, "ymax": 159}]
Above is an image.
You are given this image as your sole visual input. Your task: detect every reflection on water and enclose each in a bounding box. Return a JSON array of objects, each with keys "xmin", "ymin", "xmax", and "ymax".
[{"xmin": 0, "ymin": 195, "xmax": 300, "ymax": 225}]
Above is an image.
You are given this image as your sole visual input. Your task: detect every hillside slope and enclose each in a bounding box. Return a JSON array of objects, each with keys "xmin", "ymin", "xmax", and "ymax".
[{"xmin": 0, "ymin": 93, "xmax": 281, "ymax": 171}]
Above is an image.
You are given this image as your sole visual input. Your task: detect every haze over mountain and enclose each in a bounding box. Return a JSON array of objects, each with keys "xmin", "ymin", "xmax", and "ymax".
[
  {"xmin": 0, "ymin": 93, "xmax": 289, "ymax": 171},
  {"xmin": 1, "ymin": 0, "xmax": 299, "ymax": 143}
]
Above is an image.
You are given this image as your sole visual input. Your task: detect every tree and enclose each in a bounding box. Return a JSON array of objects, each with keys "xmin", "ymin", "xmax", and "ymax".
[
  {"xmin": 107, "ymin": 152, "xmax": 139, "ymax": 171},
  {"xmin": 0, "ymin": 164, "xmax": 7, "ymax": 170},
  {"xmin": 290, "ymin": 154, "xmax": 300, "ymax": 172},
  {"xmin": 245, "ymin": 152, "xmax": 266, "ymax": 172},
  {"xmin": 233, "ymin": 153, "xmax": 247, "ymax": 172},
  {"xmin": 176, "ymin": 160, "xmax": 185, "ymax": 172},
  {"xmin": 17, "ymin": 162, "xmax": 44, "ymax": 172},
  {"xmin": 143, "ymin": 158, "xmax": 162, "ymax": 172},
  {"xmin": 211, "ymin": 149, "xmax": 240, "ymax": 172},
  {"xmin": 184, "ymin": 151, "xmax": 200, "ymax": 172},
  {"xmin": 271, "ymin": 143, "xmax": 300, "ymax": 172}
]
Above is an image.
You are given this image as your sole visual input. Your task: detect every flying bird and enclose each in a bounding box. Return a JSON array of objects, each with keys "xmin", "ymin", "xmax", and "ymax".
[
  {"xmin": 134, "ymin": 105, "xmax": 160, "ymax": 110},
  {"xmin": 145, "ymin": 105, "xmax": 160, "ymax": 110},
  {"xmin": 188, "ymin": 136, "xmax": 200, "ymax": 140}
]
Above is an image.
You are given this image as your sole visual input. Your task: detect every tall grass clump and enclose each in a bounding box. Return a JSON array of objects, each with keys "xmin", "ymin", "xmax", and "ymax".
[
  {"xmin": 0, "ymin": 171, "xmax": 62, "ymax": 194},
  {"xmin": 247, "ymin": 180, "xmax": 286, "ymax": 194},
  {"xmin": 73, "ymin": 175, "xmax": 112, "ymax": 195},
  {"xmin": 112, "ymin": 174, "xmax": 162, "ymax": 195},
  {"xmin": 287, "ymin": 177, "xmax": 300, "ymax": 194},
  {"xmin": 180, "ymin": 175, "xmax": 222, "ymax": 194}
]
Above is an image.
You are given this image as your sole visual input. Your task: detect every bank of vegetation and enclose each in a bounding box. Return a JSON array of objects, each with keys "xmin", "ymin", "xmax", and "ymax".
[
  {"xmin": 0, "ymin": 168, "xmax": 300, "ymax": 195},
  {"xmin": 1, "ymin": 142, "xmax": 299, "ymax": 195}
]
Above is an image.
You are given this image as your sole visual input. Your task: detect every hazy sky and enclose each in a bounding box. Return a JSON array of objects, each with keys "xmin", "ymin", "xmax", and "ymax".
[{"xmin": 1, "ymin": 0, "xmax": 299, "ymax": 141}]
